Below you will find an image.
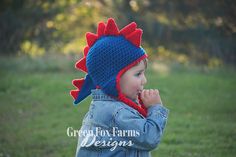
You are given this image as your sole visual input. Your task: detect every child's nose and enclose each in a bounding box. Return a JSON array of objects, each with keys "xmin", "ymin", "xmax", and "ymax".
[{"xmin": 142, "ymin": 75, "xmax": 147, "ymax": 85}]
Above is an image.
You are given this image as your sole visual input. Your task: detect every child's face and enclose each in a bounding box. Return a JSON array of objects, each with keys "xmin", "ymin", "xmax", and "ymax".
[{"xmin": 120, "ymin": 60, "xmax": 147, "ymax": 100}]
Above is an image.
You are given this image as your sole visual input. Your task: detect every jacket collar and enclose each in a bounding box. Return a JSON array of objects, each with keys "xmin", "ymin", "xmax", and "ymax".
[
  {"xmin": 91, "ymin": 89, "xmax": 116, "ymax": 101},
  {"xmin": 91, "ymin": 89, "xmax": 140, "ymax": 106}
]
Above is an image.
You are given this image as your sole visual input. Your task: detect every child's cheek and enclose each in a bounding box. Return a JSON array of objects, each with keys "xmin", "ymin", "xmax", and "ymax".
[
  {"xmin": 129, "ymin": 77, "xmax": 140, "ymax": 94},
  {"xmin": 131, "ymin": 84, "xmax": 140, "ymax": 93}
]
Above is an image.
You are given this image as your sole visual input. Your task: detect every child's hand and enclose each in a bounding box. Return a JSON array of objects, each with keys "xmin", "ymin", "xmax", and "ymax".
[{"xmin": 140, "ymin": 89, "xmax": 162, "ymax": 108}]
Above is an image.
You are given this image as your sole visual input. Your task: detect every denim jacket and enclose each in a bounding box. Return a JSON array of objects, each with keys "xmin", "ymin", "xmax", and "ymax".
[{"xmin": 75, "ymin": 89, "xmax": 169, "ymax": 157}]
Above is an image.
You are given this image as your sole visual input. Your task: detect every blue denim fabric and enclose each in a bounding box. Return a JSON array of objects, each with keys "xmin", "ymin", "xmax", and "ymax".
[{"xmin": 75, "ymin": 89, "xmax": 169, "ymax": 157}]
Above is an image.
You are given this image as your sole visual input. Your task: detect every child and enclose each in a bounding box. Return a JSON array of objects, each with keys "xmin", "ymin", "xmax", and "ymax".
[{"xmin": 70, "ymin": 18, "xmax": 169, "ymax": 157}]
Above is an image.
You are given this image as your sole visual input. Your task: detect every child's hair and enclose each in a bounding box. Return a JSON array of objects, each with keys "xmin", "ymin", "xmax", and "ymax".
[{"xmin": 135, "ymin": 58, "xmax": 148, "ymax": 69}]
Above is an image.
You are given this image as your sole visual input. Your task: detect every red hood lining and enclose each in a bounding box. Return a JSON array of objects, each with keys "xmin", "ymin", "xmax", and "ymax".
[{"xmin": 116, "ymin": 54, "xmax": 148, "ymax": 117}]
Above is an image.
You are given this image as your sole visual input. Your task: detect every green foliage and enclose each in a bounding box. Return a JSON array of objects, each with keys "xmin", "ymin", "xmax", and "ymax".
[
  {"xmin": 0, "ymin": 0, "xmax": 236, "ymax": 64},
  {"xmin": 0, "ymin": 55, "xmax": 236, "ymax": 156}
]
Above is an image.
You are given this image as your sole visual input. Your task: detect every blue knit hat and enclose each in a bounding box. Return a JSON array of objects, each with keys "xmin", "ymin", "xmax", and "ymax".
[{"xmin": 70, "ymin": 18, "xmax": 148, "ymax": 117}]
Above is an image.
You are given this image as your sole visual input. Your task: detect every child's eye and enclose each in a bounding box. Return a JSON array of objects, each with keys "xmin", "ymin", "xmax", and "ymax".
[{"xmin": 135, "ymin": 72, "xmax": 142, "ymax": 77}]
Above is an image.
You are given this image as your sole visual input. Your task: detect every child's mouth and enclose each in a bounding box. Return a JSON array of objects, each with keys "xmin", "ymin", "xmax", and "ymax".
[{"xmin": 137, "ymin": 90, "xmax": 143, "ymax": 94}]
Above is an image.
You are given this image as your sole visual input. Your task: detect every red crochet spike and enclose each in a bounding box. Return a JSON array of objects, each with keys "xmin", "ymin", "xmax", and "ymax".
[
  {"xmin": 83, "ymin": 46, "xmax": 89, "ymax": 56},
  {"xmin": 72, "ymin": 78, "xmax": 85, "ymax": 89},
  {"xmin": 104, "ymin": 18, "xmax": 119, "ymax": 35},
  {"xmin": 97, "ymin": 22, "xmax": 106, "ymax": 37},
  {"xmin": 75, "ymin": 57, "xmax": 87, "ymax": 73},
  {"xmin": 70, "ymin": 89, "xmax": 80, "ymax": 100},
  {"xmin": 120, "ymin": 22, "xmax": 137, "ymax": 36},
  {"xmin": 86, "ymin": 32, "xmax": 98, "ymax": 47},
  {"xmin": 126, "ymin": 28, "xmax": 142, "ymax": 47}
]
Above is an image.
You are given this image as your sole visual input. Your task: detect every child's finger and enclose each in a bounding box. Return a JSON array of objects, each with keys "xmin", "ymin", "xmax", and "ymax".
[
  {"xmin": 141, "ymin": 90, "xmax": 145, "ymax": 99},
  {"xmin": 150, "ymin": 89, "xmax": 154, "ymax": 96},
  {"xmin": 141, "ymin": 90, "xmax": 147, "ymax": 98},
  {"xmin": 144, "ymin": 90, "xmax": 149, "ymax": 98},
  {"xmin": 154, "ymin": 89, "xmax": 159, "ymax": 95},
  {"xmin": 148, "ymin": 89, "xmax": 152, "ymax": 97}
]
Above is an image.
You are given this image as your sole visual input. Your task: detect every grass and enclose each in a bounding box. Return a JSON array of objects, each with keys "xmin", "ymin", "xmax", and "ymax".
[{"xmin": 0, "ymin": 54, "xmax": 236, "ymax": 157}]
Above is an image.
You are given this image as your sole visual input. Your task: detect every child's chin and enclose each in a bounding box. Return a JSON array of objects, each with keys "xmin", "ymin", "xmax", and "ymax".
[{"xmin": 126, "ymin": 95, "xmax": 137, "ymax": 101}]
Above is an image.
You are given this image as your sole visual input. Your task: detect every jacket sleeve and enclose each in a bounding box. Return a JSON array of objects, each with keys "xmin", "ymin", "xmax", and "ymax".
[{"xmin": 113, "ymin": 104, "xmax": 169, "ymax": 151}]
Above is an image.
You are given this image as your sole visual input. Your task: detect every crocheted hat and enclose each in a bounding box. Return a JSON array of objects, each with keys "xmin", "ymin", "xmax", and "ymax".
[{"xmin": 70, "ymin": 18, "xmax": 148, "ymax": 117}]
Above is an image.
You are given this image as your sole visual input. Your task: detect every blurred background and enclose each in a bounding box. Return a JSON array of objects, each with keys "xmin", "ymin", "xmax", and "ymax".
[
  {"xmin": 0, "ymin": 0, "xmax": 236, "ymax": 157},
  {"xmin": 0, "ymin": 0, "xmax": 236, "ymax": 66}
]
